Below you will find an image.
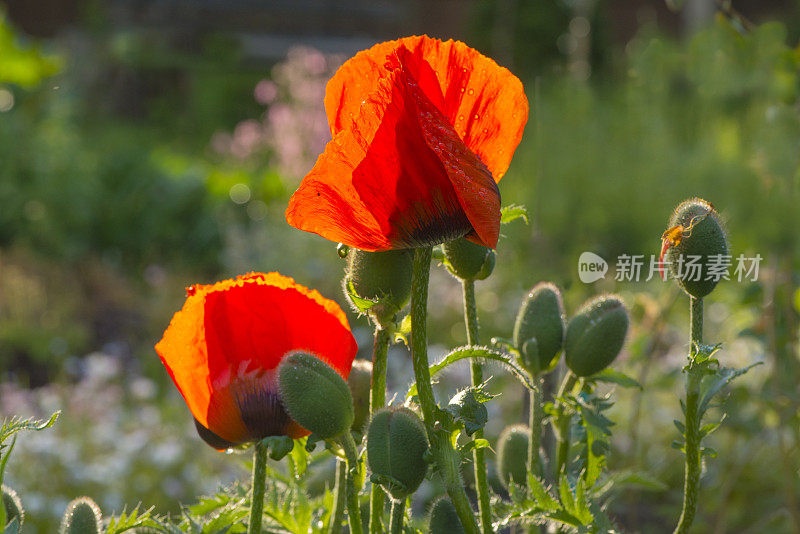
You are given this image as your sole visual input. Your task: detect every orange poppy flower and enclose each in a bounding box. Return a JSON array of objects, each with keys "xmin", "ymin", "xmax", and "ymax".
[
  {"xmin": 286, "ymin": 35, "xmax": 528, "ymax": 251},
  {"xmin": 155, "ymin": 272, "xmax": 358, "ymax": 449}
]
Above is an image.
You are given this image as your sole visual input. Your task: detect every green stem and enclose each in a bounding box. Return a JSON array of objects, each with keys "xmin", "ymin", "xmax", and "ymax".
[
  {"xmin": 674, "ymin": 297, "xmax": 703, "ymax": 534},
  {"xmin": 527, "ymin": 376, "xmax": 545, "ymax": 480},
  {"xmin": 553, "ymin": 372, "xmax": 578, "ymax": 480},
  {"xmin": 461, "ymin": 280, "xmax": 493, "ymax": 534},
  {"xmin": 330, "ymin": 459, "xmax": 347, "ymax": 534},
  {"xmin": 248, "ymin": 440, "xmax": 268, "ymax": 534},
  {"xmin": 341, "ymin": 432, "xmax": 364, "ymax": 534},
  {"xmin": 411, "ymin": 247, "xmax": 480, "ymax": 534},
  {"xmin": 389, "ymin": 500, "xmax": 405, "ymax": 534},
  {"xmin": 370, "ymin": 327, "xmax": 391, "ymax": 534}
]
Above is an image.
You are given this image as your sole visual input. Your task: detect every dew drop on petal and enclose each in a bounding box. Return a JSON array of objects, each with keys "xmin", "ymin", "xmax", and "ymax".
[
  {"xmin": 185, "ymin": 285, "xmax": 197, "ymax": 297},
  {"xmin": 468, "ymin": 89, "xmax": 474, "ymax": 95}
]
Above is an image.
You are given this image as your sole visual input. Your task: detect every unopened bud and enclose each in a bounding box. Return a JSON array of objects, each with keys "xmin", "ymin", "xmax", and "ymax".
[
  {"xmin": 278, "ymin": 352, "xmax": 354, "ymax": 439},
  {"xmin": 429, "ymin": 497, "xmax": 465, "ymax": 534},
  {"xmin": 442, "ymin": 238, "xmax": 495, "ymax": 281},
  {"xmin": 59, "ymin": 497, "xmax": 102, "ymax": 534},
  {"xmin": 366, "ymin": 407, "xmax": 428, "ymax": 500},
  {"xmin": 345, "ymin": 249, "xmax": 413, "ymax": 325},
  {"xmin": 2, "ymin": 485, "xmax": 24, "ymax": 532},
  {"xmin": 496, "ymin": 424, "xmax": 529, "ymax": 488},
  {"xmin": 565, "ymin": 295, "xmax": 629, "ymax": 377},
  {"xmin": 513, "ymin": 282, "xmax": 565, "ymax": 374}
]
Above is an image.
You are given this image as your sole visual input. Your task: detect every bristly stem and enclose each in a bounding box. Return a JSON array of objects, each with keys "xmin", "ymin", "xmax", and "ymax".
[
  {"xmin": 341, "ymin": 431, "xmax": 364, "ymax": 534},
  {"xmin": 674, "ymin": 296, "xmax": 704, "ymax": 534},
  {"xmin": 553, "ymin": 372, "xmax": 579, "ymax": 480},
  {"xmin": 527, "ymin": 376, "xmax": 545, "ymax": 480},
  {"xmin": 370, "ymin": 326, "xmax": 391, "ymax": 534},
  {"xmin": 411, "ymin": 247, "xmax": 480, "ymax": 534},
  {"xmin": 330, "ymin": 459, "xmax": 347, "ymax": 534},
  {"xmin": 248, "ymin": 439, "xmax": 268, "ymax": 534},
  {"xmin": 389, "ymin": 500, "xmax": 405, "ymax": 534},
  {"xmin": 461, "ymin": 279, "xmax": 494, "ymax": 534}
]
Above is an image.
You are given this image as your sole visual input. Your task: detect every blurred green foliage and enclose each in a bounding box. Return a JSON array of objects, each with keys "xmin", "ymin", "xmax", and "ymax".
[{"xmin": 0, "ymin": 6, "xmax": 798, "ymax": 533}]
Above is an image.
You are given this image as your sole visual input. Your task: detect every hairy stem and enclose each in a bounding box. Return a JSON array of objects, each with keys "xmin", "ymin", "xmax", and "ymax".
[
  {"xmin": 248, "ymin": 440, "xmax": 268, "ymax": 534},
  {"xmin": 527, "ymin": 376, "xmax": 545, "ymax": 480},
  {"xmin": 461, "ymin": 280, "xmax": 493, "ymax": 534},
  {"xmin": 341, "ymin": 432, "xmax": 364, "ymax": 534},
  {"xmin": 553, "ymin": 372, "xmax": 578, "ymax": 480},
  {"xmin": 330, "ymin": 459, "xmax": 347, "ymax": 534},
  {"xmin": 411, "ymin": 247, "xmax": 480, "ymax": 534},
  {"xmin": 370, "ymin": 326, "xmax": 391, "ymax": 534},
  {"xmin": 674, "ymin": 296, "xmax": 703, "ymax": 534},
  {"xmin": 389, "ymin": 500, "xmax": 405, "ymax": 534}
]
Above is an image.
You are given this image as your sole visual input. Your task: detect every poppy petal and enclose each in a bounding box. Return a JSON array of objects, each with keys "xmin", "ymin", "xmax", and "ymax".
[
  {"xmin": 287, "ymin": 50, "xmax": 500, "ymax": 250},
  {"xmin": 156, "ymin": 272, "xmax": 356, "ymax": 444},
  {"xmin": 325, "ymin": 35, "xmax": 528, "ymax": 181}
]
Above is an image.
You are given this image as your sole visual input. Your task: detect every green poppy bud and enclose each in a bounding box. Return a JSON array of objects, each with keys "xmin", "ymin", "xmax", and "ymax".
[
  {"xmin": 496, "ymin": 424, "xmax": 529, "ymax": 488},
  {"xmin": 345, "ymin": 249, "xmax": 413, "ymax": 325},
  {"xmin": 565, "ymin": 295, "xmax": 629, "ymax": 377},
  {"xmin": 2, "ymin": 485, "xmax": 24, "ymax": 532},
  {"xmin": 366, "ymin": 407, "xmax": 429, "ymax": 501},
  {"xmin": 59, "ymin": 497, "xmax": 102, "ymax": 534},
  {"xmin": 512, "ymin": 282, "xmax": 565, "ymax": 374},
  {"xmin": 663, "ymin": 198, "xmax": 728, "ymax": 298},
  {"xmin": 429, "ymin": 497, "xmax": 465, "ymax": 534},
  {"xmin": 278, "ymin": 352, "xmax": 354, "ymax": 439},
  {"xmin": 442, "ymin": 237, "xmax": 495, "ymax": 281},
  {"xmin": 347, "ymin": 359, "xmax": 372, "ymax": 433}
]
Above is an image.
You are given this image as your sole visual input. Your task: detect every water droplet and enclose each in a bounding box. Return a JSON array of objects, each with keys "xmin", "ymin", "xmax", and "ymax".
[
  {"xmin": 468, "ymin": 88, "xmax": 474, "ymax": 95},
  {"xmin": 458, "ymin": 115, "xmax": 464, "ymax": 121},
  {"xmin": 185, "ymin": 285, "xmax": 197, "ymax": 297},
  {"xmin": 337, "ymin": 243, "xmax": 350, "ymax": 258},
  {"xmin": 473, "ymin": 114, "xmax": 479, "ymax": 120}
]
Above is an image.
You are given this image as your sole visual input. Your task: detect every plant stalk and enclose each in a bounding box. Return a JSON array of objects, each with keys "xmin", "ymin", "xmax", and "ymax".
[
  {"xmin": 674, "ymin": 296, "xmax": 703, "ymax": 534},
  {"xmin": 411, "ymin": 247, "xmax": 480, "ymax": 534},
  {"xmin": 341, "ymin": 432, "xmax": 364, "ymax": 534},
  {"xmin": 389, "ymin": 500, "xmax": 405, "ymax": 534},
  {"xmin": 527, "ymin": 376, "xmax": 545, "ymax": 480},
  {"xmin": 370, "ymin": 326, "xmax": 391, "ymax": 534},
  {"xmin": 553, "ymin": 372, "xmax": 578, "ymax": 480},
  {"xmin": 461, "ymin": 279, "xmax": 493, "ymax": 534},
  {"xmin": 330, "ymin": 459, "xmax": 347, "ymax": 534},
  {"xmin": 248, "ymin": 439, "xmax": 268, "ymax": 534}
]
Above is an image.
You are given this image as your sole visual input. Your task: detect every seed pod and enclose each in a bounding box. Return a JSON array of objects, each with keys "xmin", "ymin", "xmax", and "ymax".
[
  {"xmin": 2, "ymin": 485, "xmax": 24, "ymax": 532},
  {"xmin": 496, "ymin": 424, "xmax": 529, "ymax": 488},
  {"xmin": 59, "ymin": 497, "xmax": 102, "ymax": 534},
  {"xmin": 345, "ymin": 249, "xmax": 413, "ymax": 325},
  {"xmin": 278, "ymin": 352, "xmax": 354, "ymax": 439},
  {"xmin": 663, "ymin": 198, "xmax": 728, "ymax": 298},
  {"xmin": 442, "ymin": 237, "xmax": 495, "ymax": 281},
  {"xmin": 347, "ymin": 359, "xmax": 372, "ymax": 433},
  {"xmin": 565, "ymin": 295, "xmax": 629, "ymax": 377},
  {"xmin": 429, "ymin": 497, "xmax": 466, "ymax": 534},
  {"xmin": 512, "ymin": 282, "xmax": 565, "ymax": 374},
  {"xmin": 366, "ymin": 407, "xmax": 429, "ymax": 501}
]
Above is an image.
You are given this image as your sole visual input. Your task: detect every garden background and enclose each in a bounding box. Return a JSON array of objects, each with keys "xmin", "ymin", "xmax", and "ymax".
[{"xmin": 1, "ymin": 0, "xmax": 799, "ymax": 532}]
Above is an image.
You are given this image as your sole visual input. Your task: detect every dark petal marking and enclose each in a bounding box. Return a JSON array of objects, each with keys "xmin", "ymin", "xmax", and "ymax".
[
  {"xmin": 231, "ymin": 376, "xmax": 292, "ymax": 440},
  {"xmin": 194, "ymin": 417, "xmax": 238, "ymax": 450}
]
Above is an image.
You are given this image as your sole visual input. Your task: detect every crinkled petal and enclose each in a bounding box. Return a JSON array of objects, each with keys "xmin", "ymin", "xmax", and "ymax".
[{"xmin": 325, "ymin": 35, "xmax": 528, "ymax": 181}]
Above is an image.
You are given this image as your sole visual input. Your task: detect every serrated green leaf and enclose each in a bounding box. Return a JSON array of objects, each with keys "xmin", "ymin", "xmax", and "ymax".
[
  {"xmin": 345, "ymin": 277, "xmax": 378, "ymax": 313},
  {"xmin": 673, "ymin": 419, "xmax": 686, "ymax": 434},
  {"xmin": 698, "ymin": 362, "xmax": 762, "ymax": 416},
  {"xmin": 500, "ymin": 204, "xmax": 529, "ymax": 225},
  {"xmin": 701, "ymin": 447, "xmax": 718, "ymax": 458},
  {"xmin": 527, "ymin": 475, "xmax": 561, "ymax": 512},
  {"xmin": 406, "ymin": 346, "xmax": 534, "ymax": 398},
  {"xmin": 699, "ymin": 416, "xmax": 725, "ymax": 439},
  {"xmin": 591, "ymin": 369, "xmax": 642, "ymax": 389}
]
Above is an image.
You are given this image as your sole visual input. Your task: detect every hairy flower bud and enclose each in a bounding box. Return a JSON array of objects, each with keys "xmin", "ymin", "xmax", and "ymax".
[
  {"xmin": 496, "ymin": 424, "xmax": 529, "ymax": 488},
  {"xmin": 2, "ymin": 485, "xmax": 24, "ymax": 532},
  {"xmin": 59, "ymin": 497, "xmax": 102, "ymax": 534},
  {"xmin": 366, "ymin": 407, "xmax": 429, "ymax": 501},
  {"xmin": 345, "ymin": 249, "xmax": 413, "ymax": 325},
  {"xmin": 512, "ymin": 282, "xmax": 565, "ymax": 374},
  {"xmin": 442, "ymin": 237, "xmax": 495, "ymax": 281},
  {"xmin": 429, "ymin": 497, "xmax": 466, "ymax": 534},
  {"xmin": 278, "ymin": 352, "xmax": 354, "ymax": 439},
  {"xmin": 347, "ymin": 359, "xmax": 372, "ymax": 433},
  {"xmin": 565, "ymin": 295, "xmax": 629, "ymax": 377},
  {"xmin": 663, "ymin": 198, "xmax": 728, "ymax": 298}
]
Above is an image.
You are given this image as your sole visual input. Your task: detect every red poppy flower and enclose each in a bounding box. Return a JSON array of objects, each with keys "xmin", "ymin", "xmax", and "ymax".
[
  {"xmin": 286, "ymin": 35, "xmax": 528, "ymax": 251},
  {"xmin": 155, "ymin": 272, "xmax": 358, "ymax": 449}
]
